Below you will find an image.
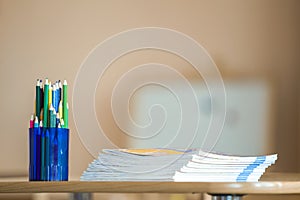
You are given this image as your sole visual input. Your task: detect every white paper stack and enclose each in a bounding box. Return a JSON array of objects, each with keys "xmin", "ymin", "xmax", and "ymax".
[
  {"xmin": 80, "ymin": 149, "xmax": 277, "ymax": 182},
  {"xmin": 173, "ymin": 150, "xmax": 277, "ymax": 182}
]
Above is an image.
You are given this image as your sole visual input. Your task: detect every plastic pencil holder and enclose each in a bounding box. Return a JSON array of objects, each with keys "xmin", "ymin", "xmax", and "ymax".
[{"xmin": 29, "ymin": 127, "xmax": 69, "ymax": 181}]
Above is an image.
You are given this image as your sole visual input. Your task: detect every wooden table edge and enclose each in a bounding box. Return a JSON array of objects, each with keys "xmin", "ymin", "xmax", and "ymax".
[{"xmin": 1, "ymin": 181, "xmax": 300, "ymax": 194}]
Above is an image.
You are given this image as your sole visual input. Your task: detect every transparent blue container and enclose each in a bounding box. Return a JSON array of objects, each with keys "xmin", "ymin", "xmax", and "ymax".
[
  {"xmin": 29, "ymin": 128, "xmax": 41, "ymax": 181},
  {"xmin": 29, "ymin": 128, "xmax": 69, "ymax": 181}
]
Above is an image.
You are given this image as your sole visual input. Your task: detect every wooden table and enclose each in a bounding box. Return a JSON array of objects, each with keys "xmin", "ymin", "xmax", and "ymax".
[{"xmin": 0, "ymin": 173, "xmax": 300, "ymax": 200}]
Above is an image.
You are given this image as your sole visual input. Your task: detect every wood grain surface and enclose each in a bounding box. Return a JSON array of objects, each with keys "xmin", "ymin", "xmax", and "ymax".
[{"xmin": 0, "ymin": 173, "xmax": 300, "ymax": 195}]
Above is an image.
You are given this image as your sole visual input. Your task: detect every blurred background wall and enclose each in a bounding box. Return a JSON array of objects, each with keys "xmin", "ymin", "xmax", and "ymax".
[{"xmin": 0, "ymin": 0, "xmax": 299, "ymax": 199}]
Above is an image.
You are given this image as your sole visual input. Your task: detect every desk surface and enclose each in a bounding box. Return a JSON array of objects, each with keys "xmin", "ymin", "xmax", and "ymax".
[{"xmin": 0, "ymin": 173, "xmax": 300, "ymax": 195}]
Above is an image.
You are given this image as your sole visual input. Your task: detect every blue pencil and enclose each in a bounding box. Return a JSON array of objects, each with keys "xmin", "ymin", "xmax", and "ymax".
[
  {"xmin": 34, "ymin": 116, "xmax": 39, "ymax": 128},
  {"xmin": 44, "ymin": 128, "xmax": 50, "ymax": 180},
  {"xmin": 35, "ymin": 126, "xmax": 41, "ymax": 180}
]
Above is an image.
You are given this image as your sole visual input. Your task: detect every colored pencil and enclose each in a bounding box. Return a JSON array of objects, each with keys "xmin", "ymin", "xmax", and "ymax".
[
  {"xmin": 40, "ymin": 121, "xmax": 45, "ymax": 180},
  {"xmin": 44, "ymin": 128, "xmax": 50, "ymax": 180},
  {"xmin": 59, "ymin": 100, "xmax": 63, "ymax": 119},
  {"xmin": 52, "ymin": 84, "xmax": 57, "ymax": 112},
  {"xmin": 60, "ymin": 119, "xmax": 65, "ymax": 128},
  {"xmin": 63, "ymin": 80, "xmax": 68, "ymax": 128},
  {"xmin": 43, "ymin": 79, "xmax": 49, "ymax": 128},
  {"xmin": 56, "ymin": 113, "xmax": 60, "ymax": 128},
  {"xmin": 58, "ymin": 80, "xmax": 62, "ymax": 106},
  {"xmin": 35, "ymin": 80, "xmax": 41, "ymax": 120},
  {"xmin": 49, "ymin": 104, "xmax": 56, "ymax": 128},
  {"xmin": 30, "ymin": 114, "xmax": 34, "ymax": 128},
  {"xmin": 34, "ymin": 116, "xmax": 39, "ymax": 128},
  {"xmin": 40, "ymin": 80, "xmax": 43, "ymax": 114},
  {"xmin": 48, "ymin": 82, "xmax": 52, "ymax": 109}
]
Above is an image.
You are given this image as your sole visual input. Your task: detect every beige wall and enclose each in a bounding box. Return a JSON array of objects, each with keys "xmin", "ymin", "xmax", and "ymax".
[{"xmin": 0, "ymin": 0, "xmax": 299, "ymax": 181}]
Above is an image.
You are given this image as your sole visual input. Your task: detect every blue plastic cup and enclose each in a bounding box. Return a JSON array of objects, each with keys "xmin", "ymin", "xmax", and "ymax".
[{"xmin": 29, "ymin": 128, "xmax": 69, "ymax": 181}]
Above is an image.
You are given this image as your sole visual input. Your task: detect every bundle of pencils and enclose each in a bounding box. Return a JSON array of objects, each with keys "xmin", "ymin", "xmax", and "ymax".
[
  {"xmin": 29, "ymin": 78, "xmax": 69, "ymax": 181},
  {"xmin": 29, "ymin": 78, "xmax": 68, "ymax": 129}
]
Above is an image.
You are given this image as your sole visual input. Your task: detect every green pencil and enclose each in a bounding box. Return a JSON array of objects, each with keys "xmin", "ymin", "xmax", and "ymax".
[
  {"xmin": 43, "ymin": 79, "xmax": 49, "ymax": 128},
  {"xmin": 63, "ymin": 80, "xmax": 68, "ymax": 128},
  {"xmin": 65, "ymin": 103, "xmax": 69, "ymax": 128}
]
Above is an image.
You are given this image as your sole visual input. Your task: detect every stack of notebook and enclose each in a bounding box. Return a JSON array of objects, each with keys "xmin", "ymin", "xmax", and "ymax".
[{"xmin": 80, "ymin": 149, "xmax": 277, "ymax": 182}]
